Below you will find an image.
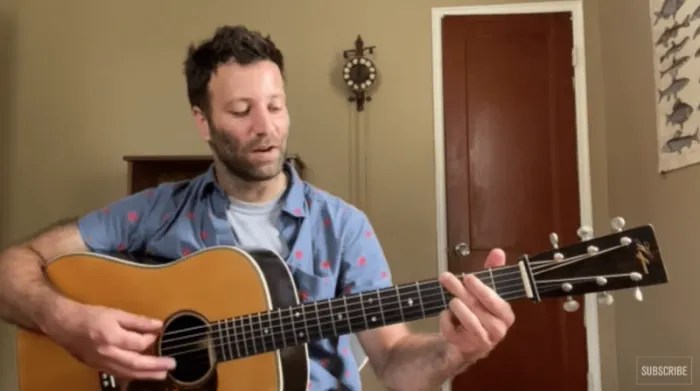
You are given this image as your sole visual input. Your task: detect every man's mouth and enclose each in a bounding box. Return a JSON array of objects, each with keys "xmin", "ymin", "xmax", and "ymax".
[{"xmin": 252, "ymin": 146, "xmax": 276, "ymax": 153}]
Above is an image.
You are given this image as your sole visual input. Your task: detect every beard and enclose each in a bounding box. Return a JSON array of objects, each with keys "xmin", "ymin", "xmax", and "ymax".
[{"xmin": 208, "ymin": 125, "xmax": 287, "ymax": 182}]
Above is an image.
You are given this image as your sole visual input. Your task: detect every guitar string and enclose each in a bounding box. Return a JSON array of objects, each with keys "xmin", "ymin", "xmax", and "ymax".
[
  {"xmin": 157, "ymin": 264, "xmax": 542, "ymax": 351},
  {"xmin": 164, "ymin": 245, "xmax": 636, "ymax": 356},
  {"xmin": 161, "ymin": 259, "xmax": 636, "ymax": 358},
  {"xmin": 163, "ymin": 285, "xmax": 565, "ymax": 365},
  {"xmin": 160, "ymin": 250, "xmax": 603, "ymax": 343},
  {"xmin": 158, "ymin": 258, "xmax": 569, "ymax": 341},
  {"xmin": 159, "ymin": 272, "xmax": 581, "ymax": 357}
]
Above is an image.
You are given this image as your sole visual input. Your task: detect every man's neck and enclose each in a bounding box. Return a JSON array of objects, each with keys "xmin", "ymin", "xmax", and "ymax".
[{"xmin": 214, "ymin": 161, "xmax": 288, "ymax": 204}]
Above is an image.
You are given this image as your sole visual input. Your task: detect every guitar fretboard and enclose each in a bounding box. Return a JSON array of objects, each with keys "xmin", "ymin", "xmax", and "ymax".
[{"xmin": 210, "ymin": 265, "xmax": 527, "ymax": 362}]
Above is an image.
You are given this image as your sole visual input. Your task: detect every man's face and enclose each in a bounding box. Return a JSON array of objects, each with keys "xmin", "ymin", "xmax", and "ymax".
[{"xmin": 196, "ymin": 60, "xmax": 290, "ymax": 182}]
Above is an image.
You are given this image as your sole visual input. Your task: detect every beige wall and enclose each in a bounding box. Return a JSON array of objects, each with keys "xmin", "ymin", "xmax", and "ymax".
[
  {"xmin": 599, "ymin": 1, "xmax": 699, "ymax": 390},
  {"xmin": 1, "ymin": 0, "xmax": 688, "ymax": 390}
]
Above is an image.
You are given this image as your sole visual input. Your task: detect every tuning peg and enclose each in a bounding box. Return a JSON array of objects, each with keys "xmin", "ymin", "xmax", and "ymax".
[
  {"xmin": 549, "ymin": 232, "xmax": 559, "ymax": 248},
  {"xmin": 549, "ymin": 232, "xmax": 566, "ymax": 261},
  {"xmin": 597, "ymin": 292, "xmax": 614, "ymax": 305},
  {"xmin": 563, "ymin": 297, "xmax": 580, "ymax": 312},
  {"xmin": 577, "ymin": 226, "xmax": 593, "ymax": 241},
  {"xmin": 611, "ymin": 216, "xmax": 626, "ymax": 232},
  {"xmin": 634, "ymin": 287, "xmax": 643, "ymax": 301}
]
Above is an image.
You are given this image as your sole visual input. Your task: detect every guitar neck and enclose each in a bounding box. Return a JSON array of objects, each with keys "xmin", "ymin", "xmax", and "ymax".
[{"xmin": 209, "ymin": 264, "xmax": 528, "ymax": 362}]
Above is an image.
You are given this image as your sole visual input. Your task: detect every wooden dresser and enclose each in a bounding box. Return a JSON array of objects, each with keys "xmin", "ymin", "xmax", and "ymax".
[{"xmin": 124, "ymin": 154, "xmax": 306, "ymax": 195}]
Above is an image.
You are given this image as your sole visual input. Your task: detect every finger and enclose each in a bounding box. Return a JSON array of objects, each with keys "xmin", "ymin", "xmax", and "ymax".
[
  {"xmin": 483, "ymin": 248, "xmax": 506, "ymax": 269},
  {"xmin": 438, "ymin": 272, "xmax": 470, "ymax": 302},
  {"xmin": 116, "ymin": 310, "xmax": 163, "ymax": 332},
  {"xmin": 104, "ymin": 361, "xmax": 170, "ymax": 381},
  {"xmin": 448, "ymin": 298, "xmax": 490, "ymax": 344},
  {"xmin": 107, "ymin": 328, "xmax": 159, "ymax": 352},
  {"xmin": 464, "ymin": 274, "xmax": 515, "ymax": 327},
  {"xmin": 101, "ymin": 345, "xmax": 176, "ymax": 372},
  {"xmin": 458, "ymin": 289, "xmax": 510, "ymax": 343}
]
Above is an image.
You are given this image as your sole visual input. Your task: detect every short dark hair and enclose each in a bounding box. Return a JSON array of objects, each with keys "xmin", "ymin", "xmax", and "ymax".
[{"xmin": 183, "ymin": 25, "xmax": 284, "ymax": 113}]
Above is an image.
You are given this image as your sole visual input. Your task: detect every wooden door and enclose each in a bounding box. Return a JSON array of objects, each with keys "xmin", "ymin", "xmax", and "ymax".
[{"xmin": 441, "ymin": 12, "xmax": 588, "ymax": 391}]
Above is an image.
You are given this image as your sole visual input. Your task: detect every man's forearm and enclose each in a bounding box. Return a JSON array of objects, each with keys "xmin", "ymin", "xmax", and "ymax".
[
  {"xmin": 0, "ymin": 245, "xmax": 64, "ymax": 331},
  {"xmin": 379, "ymin": 333, "xmax": 470, "ymax": 391}
]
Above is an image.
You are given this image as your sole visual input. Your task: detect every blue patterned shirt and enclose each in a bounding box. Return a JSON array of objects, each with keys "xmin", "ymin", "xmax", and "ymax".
[{"xmin": 77, "ymin": 162, "xmax": 393, "ymax": 390}]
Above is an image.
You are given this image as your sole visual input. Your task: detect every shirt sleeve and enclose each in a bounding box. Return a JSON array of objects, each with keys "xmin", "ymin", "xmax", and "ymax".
[
  {"xmin": 77, "ymin": 187, "xmax": 163, "ymax": 254},
  {"xmin": 338, "ymin": 208, "xmax": 393, "ymax": 296}
]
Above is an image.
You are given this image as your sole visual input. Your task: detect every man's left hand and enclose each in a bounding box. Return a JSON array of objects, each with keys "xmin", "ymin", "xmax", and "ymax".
[{"xmin": 437, "ymin": 248, "xmax": 515, "ymax": 367}]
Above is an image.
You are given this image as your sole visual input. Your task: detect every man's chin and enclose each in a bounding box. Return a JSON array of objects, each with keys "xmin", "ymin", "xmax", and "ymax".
[{"xmin": 225, "ymin": 162, "xmax": 283, "ymax": 182}]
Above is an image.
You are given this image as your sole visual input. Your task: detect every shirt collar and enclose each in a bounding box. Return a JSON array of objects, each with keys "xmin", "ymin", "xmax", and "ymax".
[{"xmin": 201, "ymin": 160, "xmax": 306, "ymax": 218}]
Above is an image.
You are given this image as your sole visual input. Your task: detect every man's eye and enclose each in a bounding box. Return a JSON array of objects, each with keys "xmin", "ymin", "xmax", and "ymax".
[{"xmin": 230, "ymin": 109, "xmax": 249, "ymax": 117}]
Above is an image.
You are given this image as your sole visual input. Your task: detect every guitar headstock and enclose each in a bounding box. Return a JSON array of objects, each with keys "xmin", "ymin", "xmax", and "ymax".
[{"xmin": 525, "ymin": 217, "xmax": 668, "ymax": 312}]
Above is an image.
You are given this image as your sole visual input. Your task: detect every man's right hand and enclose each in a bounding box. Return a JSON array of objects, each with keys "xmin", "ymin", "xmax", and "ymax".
[{"xmin": 41, "ymin": 299, "xmax": 177, "ymax": 381}]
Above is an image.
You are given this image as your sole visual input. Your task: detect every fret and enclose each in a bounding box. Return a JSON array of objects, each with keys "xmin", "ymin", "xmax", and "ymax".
[
  {"xmin": 247, "ymin": 315, "xmax": 257, "ymax": 355},
  {"xmin": 361, "ymin": 291, "xmax": 384, "ymax": 327},
  {"xmin": 313, "ymin": 301, "xmax": 324, "ymax": 339},
  {"xmin": 395, "ymin": 282, "xmax": 422, "ymax": 322},
  {"xmin": 375, "ymin": 290, "xmax": 386, "ymax": 326},
  {"xmin": 289, "ymin": 307, "xmax": 298, "ymax": 346},
  {"xmin": 420, "ymin": 280, "xmax": 449, "ymax": 318},
  {"xmin": 224, "ymin": 319, "xmax": 235, "ymax": 358},
  {"xmin": 358, "ymin": 292, "xmax": 369, "ymax": 329},
  {"xmin": 342, "ymin": 295, "xmax": 353, "ymax": 332},
  {"xmin": 278, "ymin": 308, "xmax": 289, "ymax": 349},
  {"xmin": 415, "ymin": 282, "xmax": 426, "ymax": 319},
  {"xmin": 394, "ymin": 285, "xmax": 406, "ymax": 323},
  {"xmin": 375, "ymin": 286, "xmax": 400, "ymax": 325},
  {"xmin": 268, "ymin": 310, "xmax": 276, "ymax": 351},
  {"xmin": 326, "ymin": 298, "xmax": 338, "ymax": 336},
  {"xmin": 488, "ymin": 268, "xmax": 498, "ymax": 294},
  {"xmin": 214, "ymin": 322, "xmax": 226, "ymax": 361},
  {"xmin": 299, "ymin": 303, "xmax": 309, "ymax": 342},
  {"xmin": 238, "ymin": 316, "xmax": 249, "ymax": 357},
  {"xmin": 257, "ymin": 312, "xmax": 266, "ymax": 353}
]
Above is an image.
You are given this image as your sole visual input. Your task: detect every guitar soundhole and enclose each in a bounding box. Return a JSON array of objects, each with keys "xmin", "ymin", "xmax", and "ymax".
[{"xmin": 158, "ymin": 311, "xmax": 214, "ymax": 386}]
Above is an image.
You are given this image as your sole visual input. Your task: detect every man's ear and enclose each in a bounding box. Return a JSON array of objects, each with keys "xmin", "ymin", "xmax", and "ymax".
[{"xmin": 192, "ymin": 106, "xmax": 211, "ymax": 142}]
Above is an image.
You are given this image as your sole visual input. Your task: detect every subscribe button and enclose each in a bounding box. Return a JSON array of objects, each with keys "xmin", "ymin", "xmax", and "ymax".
[{"xmin": 637, "ymin": 356, "xmax": 693, "ymax": 385}]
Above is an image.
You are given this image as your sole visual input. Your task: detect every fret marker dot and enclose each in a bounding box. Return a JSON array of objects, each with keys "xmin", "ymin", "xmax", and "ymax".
[
  {"xmin": 264, "ymin": 328, "xmax": 269, "ymax": 334},
  {"xmin": 337, "ymin": 314, "xmax": 343, "ymax": 320},
  {"xmin": 295, "ymin": 312, "xmax": 300, "ymax": 317},
  {"xmin": 368, "ymin": 298, "xmax": 373, "ymax": 304},
  {"xmin": 371, "ymin": 316, "xmax": 377, "ymax": 322},
  {"xmin": 299, "ymin": 332, "xmax": 304, "ymax": 337},
  {"xmin": 407, "ymin": 298, "xmax": 414, "ymax": 306}
]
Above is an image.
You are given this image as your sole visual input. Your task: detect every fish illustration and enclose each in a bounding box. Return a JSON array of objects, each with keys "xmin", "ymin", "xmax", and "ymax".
[
  {"xmin": 666, "ymin": 99, "xmax": 693, "ymax": 129},
  {"xmin": 692, "ymin": 3, "xmax": 700, "ymax": 21},
  {"xmin": 660, "ymin": 55, "xmax": 690, "ymax": 79},
  {"xmin": 656, "ymin": 15, "xmax": 690, "ymax": 47},
  {"xmin": 654, "ymin": 0, "xmax": 686, "ymax": 25},
  {"xmin": 661, "ymin": 127, "xmax": 699, "ymax": 154},
  {"xmin": 661, "ymin": 36, "xmax": 689, "ymax": 62},
  {"xmin": 658, "ymin": 77, "xmax": 689, "ymax": 102}
]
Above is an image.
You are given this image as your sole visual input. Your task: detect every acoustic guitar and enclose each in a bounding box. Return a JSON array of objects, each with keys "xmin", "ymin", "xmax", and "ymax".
[{"xmin": 15, "ymin": 218, "xmax": 668, "ymax": 390}]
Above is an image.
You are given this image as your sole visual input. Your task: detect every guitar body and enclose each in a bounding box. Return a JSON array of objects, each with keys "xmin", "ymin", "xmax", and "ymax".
[{"xmin": 16, "ymin": 247, "xmax": 309, "ymax": 391}]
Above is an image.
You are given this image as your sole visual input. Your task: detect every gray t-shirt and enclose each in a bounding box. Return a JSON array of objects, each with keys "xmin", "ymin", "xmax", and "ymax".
[{"xmin": 225, "ymin": 193, "xmax": 289, "ymax": 259}]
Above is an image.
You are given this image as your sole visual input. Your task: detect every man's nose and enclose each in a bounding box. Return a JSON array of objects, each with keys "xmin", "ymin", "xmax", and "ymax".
[{"xmin": 250, "ymin": 107, "xmax": 274, "ymax": 135}]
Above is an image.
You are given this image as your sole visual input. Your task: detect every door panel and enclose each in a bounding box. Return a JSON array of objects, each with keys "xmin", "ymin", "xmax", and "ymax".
[{"xmin": 442, "ymin": 13, "xmax": 587, "ymax": 391}]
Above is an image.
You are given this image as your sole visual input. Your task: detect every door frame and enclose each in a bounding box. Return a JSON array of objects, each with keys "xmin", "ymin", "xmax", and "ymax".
[{"xmin": 430, "ymin": 1, "xmax": 599, "ymax": 391}]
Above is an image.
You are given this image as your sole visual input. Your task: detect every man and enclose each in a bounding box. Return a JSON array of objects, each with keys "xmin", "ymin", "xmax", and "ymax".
[{"xmin": 0, "ymin": 25, "xmax": 514, "ymax": 390}]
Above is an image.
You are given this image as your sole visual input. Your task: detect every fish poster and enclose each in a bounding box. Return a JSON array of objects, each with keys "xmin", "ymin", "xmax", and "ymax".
[{"xmin": 650, "ymin": 0, "xmax": 700, "ymax": 173}]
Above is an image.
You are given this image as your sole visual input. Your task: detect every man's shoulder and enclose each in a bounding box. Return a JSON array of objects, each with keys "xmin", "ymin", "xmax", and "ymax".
[
  {"xmin": 135, "ymin": 171, "xmax": 211, "ymax": 203},
  {"xmin": 301, "ymin": 182, "xmax": 367, "ymax": 222}
]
